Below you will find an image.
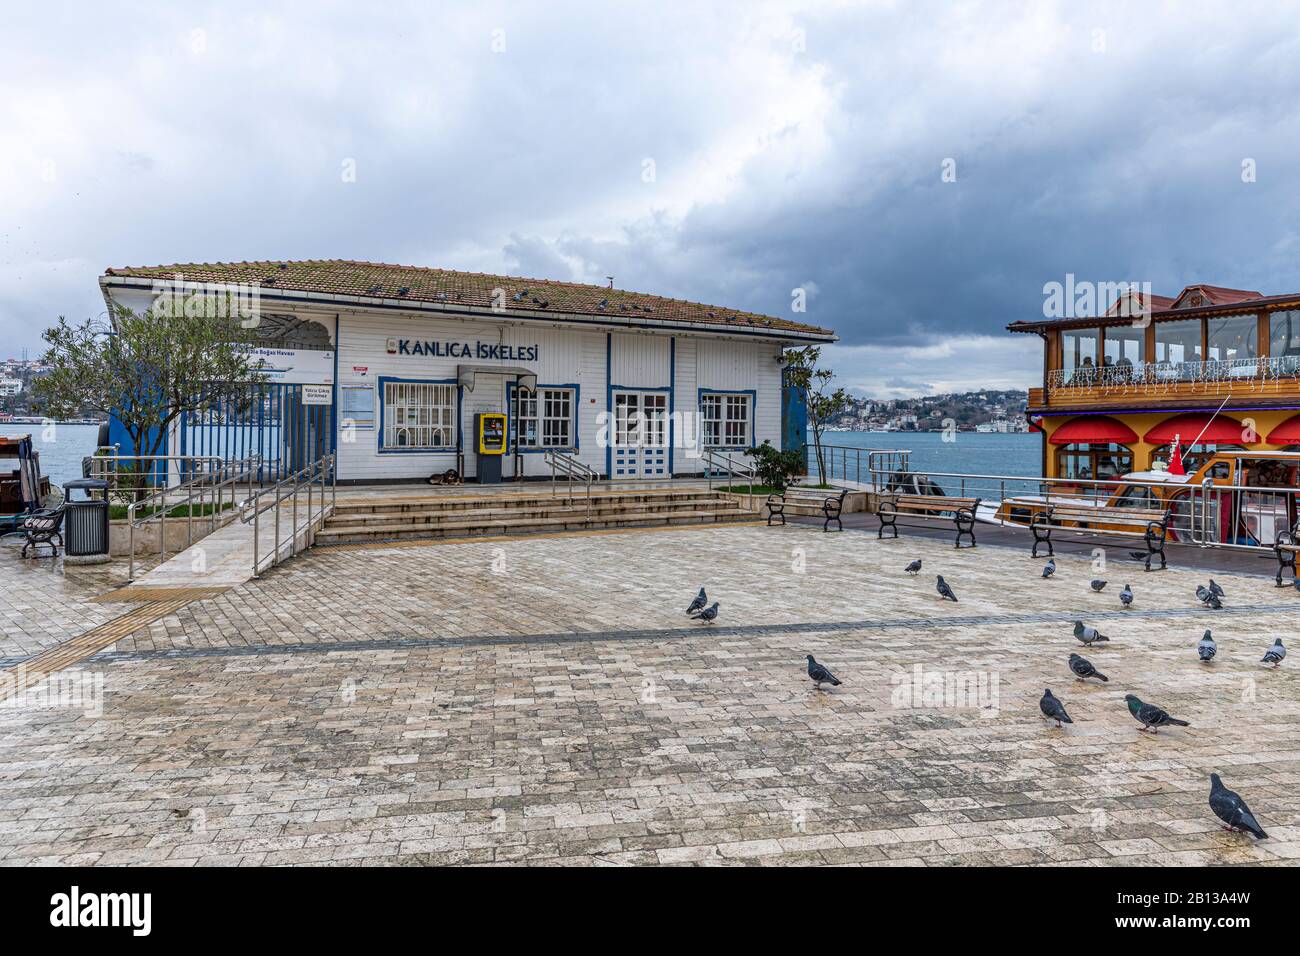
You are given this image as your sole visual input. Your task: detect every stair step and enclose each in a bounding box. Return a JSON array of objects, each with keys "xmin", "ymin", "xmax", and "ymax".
[
  {"xmin": 325, "ymin": 499, "xmax": 745, "ymax": 527},
  {"xmin": 332, "ymin": 491, "xmax": 731, "ymax": 515},
  {"xmin": 317, "ymin": 508, "xmax": 754, "ymax": 543}
]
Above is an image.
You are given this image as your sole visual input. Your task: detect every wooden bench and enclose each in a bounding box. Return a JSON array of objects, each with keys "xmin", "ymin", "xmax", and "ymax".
[
  {"xmin": 1273, "ymin": 519, "xmax": 1300, "ymax": 586},
  {"xmin": 767, "ymin": 488, "xmax": 849, "ymax": 532},
  {"xmin": 877, "ymin": 494, "xmax": 981, "ymax": 549},
  {"xmin": 19, "ymin": 506, "xmax": 65, "ymax": 558},
  {"xmin": 1029, "ymin": 503, "xmax": 1170, "ymax": 570}
]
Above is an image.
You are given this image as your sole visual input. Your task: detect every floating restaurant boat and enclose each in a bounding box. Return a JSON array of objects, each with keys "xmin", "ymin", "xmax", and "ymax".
[{"xmin": 1006, "ymin": 283, "xmax": 1300, "ymax": 546}]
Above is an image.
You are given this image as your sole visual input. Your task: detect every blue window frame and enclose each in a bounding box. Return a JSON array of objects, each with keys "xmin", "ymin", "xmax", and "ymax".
[
  {"xmin": 698, "ymin": 388, "xmax": 756, "ymax": 450},
  {"xmin": 378, "ymin": 376, "xmax": 459, "ymax": 453},
  {"xmin": 508, "ymin": 383, "xmax": 580, "ymax": 453}
]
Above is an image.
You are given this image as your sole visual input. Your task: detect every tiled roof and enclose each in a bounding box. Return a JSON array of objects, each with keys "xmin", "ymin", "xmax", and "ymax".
[
  {"xmin": 1009, "ymin": 282, "xmax": 1286, "ymax": 333},
  {"xmin": 1171, "ymin": 284, "xmax": 1263, "ymax": 308},
  {"xmin": 102, "ymin": 259, "xmax": 835, "ymax": 339}
]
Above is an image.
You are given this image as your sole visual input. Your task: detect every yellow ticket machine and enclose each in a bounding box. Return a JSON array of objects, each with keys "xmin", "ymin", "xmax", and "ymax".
[{"xmin": 474, "ymin": 412, "xmax": 507, "ymax": 483}]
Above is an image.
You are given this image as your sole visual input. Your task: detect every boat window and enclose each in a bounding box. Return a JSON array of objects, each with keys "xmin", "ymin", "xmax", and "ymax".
[
  {"xmin": 1103, "ymin": 324, "xmax": 1144, "ymax": 367},
  {"xmin": 1061, "ymin": 328, "xmax": 1099, "ymax": 384},
  {"xmin": 1206, "ymin": 315, "xmax": 1258, "ymax": 362},
  {"xmin": 1114, "ymin": 485, "xmax": 1159, "ymax": 509},
  {"xmin": 1269, "ymin": 311, "xmax": 1300, "ymax": 371},
  {"xmin": 1238, "ymin": 458, "xmax": 1299, "ymax": 488},
  {"xmin": 1056, "ymin": 442, "xmax": 1132, "ymax": 488},
  {"xmin": 1154, "ymin": 319, "xmax": 1203, "ymax": 369}
]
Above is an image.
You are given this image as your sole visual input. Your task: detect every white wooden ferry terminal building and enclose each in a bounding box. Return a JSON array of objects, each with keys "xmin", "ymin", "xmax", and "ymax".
[{"xmin": 99, "ymin": 261, "xmax": 836, "ymax": 484}]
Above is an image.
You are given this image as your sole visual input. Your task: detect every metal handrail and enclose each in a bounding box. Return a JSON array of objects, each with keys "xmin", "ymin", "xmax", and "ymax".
[
  {"xmin": 544, "ymin": 449, "xmax": 596, "ymax": 519},
  {"xmin": 86, "ymin": 449, "xmax": 227, "ymax": 495},
  {"xmin": 238, "ymin": 453, "xmax": 337, "ymax": 576},
  {"xmin": 702, "ymin": 449, "xmax": 759, "ymax": 511},
  {"xmin": 126, "ymin": 455, "xmax": 262, "ymax": 581}
]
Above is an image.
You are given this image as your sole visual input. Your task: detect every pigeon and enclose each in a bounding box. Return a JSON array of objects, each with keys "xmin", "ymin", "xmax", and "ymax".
[
  {"xmin": 1041, "ymin": 558, "xmax": 1056, "ymax": 579},
  {"xmin": 1261, "ymin": 638, "xmax": 1286, "ymax": 668},
  {"xmin": 690, "ymin": 602, "xmax": 719, "ymax": 624},
  {"xmin": 1039, "ymin": 689, "xmax": 1072, "ymax": 727},
  {"xmin": 1119, "ymin": 584, "xmax": 1133, "ymax": 608},
  {"xmin": 1209, "ymin": 579, "xmax": 1225, "ymax": 598},
  {"xmin": 806, "ymin": 655, "xmax": 841, "ymax": 689},
  {"xmin": 936, "ymin": 575, "xmax": 958, "ymax": 602},
  {"xmin": 685, "ymin": 587, "xmax": 708, "ymax": 615},
  {"xmin": 904, "ymin": 559, "xmax": 922, "ymax": 575},
  {"xmin": 1068, "ymin": 653, "xmax": 1108, "ymax": 683},
  {"xmin": 1208, "ymin": 773, "xmax": 1268, "ymax": 839},
  {"xmin": 1196, "ymin": 585, "xmax": 1223, "ymax": 609},
  {"xmin": 1293, "ymin": 576, "xmax": 1300, "ymax": 594},
  {"xmin": 1197, "ymin": 629, "xmax": 1217, "ymax": 663},
  {"xmin": 1124, "ymin": 694, "xmax": 1190, "ymax": 733},
  {"xmin": 1090, "ymin": 579, "xmax": 1107, "ymax": 592},
  {"xmin": 1128, "ymin": 550, "xmax": 1150, "ymax": 562},
  {"xmin": 1073, "ymin": 620, "xmax": 1110, "ymax": 647}
]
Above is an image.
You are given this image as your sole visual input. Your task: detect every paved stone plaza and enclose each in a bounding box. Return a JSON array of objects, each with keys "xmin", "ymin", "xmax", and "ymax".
[{"xmin": 1, "ymin": 523, "xmax": 1298, "ymax": 866}]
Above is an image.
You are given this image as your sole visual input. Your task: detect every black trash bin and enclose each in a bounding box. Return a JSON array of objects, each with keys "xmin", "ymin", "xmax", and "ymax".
[{"xmin": 62, "ymin": 478, "xmax": 111, "ymax": 565}]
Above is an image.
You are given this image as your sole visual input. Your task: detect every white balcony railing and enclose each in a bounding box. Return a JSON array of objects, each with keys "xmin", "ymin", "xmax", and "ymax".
[{"xmin": 1047, "ymin": 355, "xmax": 1300, "ymax": 393}]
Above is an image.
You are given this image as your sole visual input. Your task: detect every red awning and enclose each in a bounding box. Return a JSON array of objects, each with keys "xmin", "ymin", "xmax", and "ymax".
[
  {"xmin": 1266, "ymin": 415, "xmax": 1300, "ymax": 444},
  {"xmin": 1144, "ymin": 413, "xmax": 1245, "ymax": 445},
  {"xmin": 1049, "ymin": 416, "xmax": 1139, "ymax": 445}
]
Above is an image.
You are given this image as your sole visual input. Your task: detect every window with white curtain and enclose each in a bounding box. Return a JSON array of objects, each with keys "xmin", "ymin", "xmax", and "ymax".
[{"xmin": 382, "ymin": 381, "xmax": 456, "ymax": 450}]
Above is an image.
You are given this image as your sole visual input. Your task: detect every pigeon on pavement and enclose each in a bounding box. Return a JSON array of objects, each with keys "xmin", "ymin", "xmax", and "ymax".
[
  {"xmin": 1208, "ymin": 773, "xmax": 1268, "ymax": 839},
  {"xmin": 1068, "ymin": 653, "xmax": 1108, "ymax": 682},
  {"xmin": 690, "ymin": 602, "xmax": 719, "ymax": 624},
  {"xmin": 806, "ymin": 655, "xmax": 841, "ymax": 689},
  {"xmin": 686, "ymin": 587, "xmax": 708, "ymax": 615},
  {"xmin": 905, "ymin": 559, "xmax": 922, "ymax": 575},
  {"xmin": 1119, "ymin": 584, "xmax": 1133, "ymax": 608},
  {"xmin": 1039, "ymin": 689, "xmax": 1072, "ymax": 727},
  {"xmin": 1197, "ymin": 630, "xmax": 1217, "ymax": 663},
  {"xmin": 1073, "ymin": 620, "xmax": 1110, "ymax": 647},
  {"xmin": 1209, "ymin": 579, "xmax": 1225, "ymax": 598},
  {"xmin": 1261, "ymin": 638, "xmax": 1286, "ymax": 668},
  {"xmin": 1196, "ymin": 585, "xmax": 1223, "ymax": 609},
  {"xmin": 1090, "ymin": 579, "xmax": 1107, "ymax": 592},
  {"xmin": 936, "ymin": 575, "xmax": 958, "ymax": 602},
  {"xmin": 1124, "ymin": 694, "xmax": 1190, "ymax": 733},
  {"xmin": 1041, "ymin": 558, "xmax": 1056, "ymax": 579}
]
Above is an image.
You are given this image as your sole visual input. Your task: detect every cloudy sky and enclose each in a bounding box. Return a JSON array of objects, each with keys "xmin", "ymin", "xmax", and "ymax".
[{"xmin": 3, "ymin": 1, "xmax": 1299, "ymax": 397}]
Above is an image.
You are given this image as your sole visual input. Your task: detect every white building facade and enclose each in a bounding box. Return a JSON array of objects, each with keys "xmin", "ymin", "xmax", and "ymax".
[{"xmin": 100, "ymin": 261, "xmax": 835, "ymax": 483}]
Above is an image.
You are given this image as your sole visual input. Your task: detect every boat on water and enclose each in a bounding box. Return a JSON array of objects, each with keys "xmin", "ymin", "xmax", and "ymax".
[{"xmin": 0, "ymin": 434, "xmax": 52, "ymax": 534}]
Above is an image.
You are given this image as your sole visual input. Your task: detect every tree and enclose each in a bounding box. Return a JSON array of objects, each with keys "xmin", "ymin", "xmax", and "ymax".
[
  {"xmin": 34, "ymin": 302, "xmax": 266, "ymax": 498},
  {"xmin": 782, "ymin": 346, "xmax": 851, "ymax": 485}
]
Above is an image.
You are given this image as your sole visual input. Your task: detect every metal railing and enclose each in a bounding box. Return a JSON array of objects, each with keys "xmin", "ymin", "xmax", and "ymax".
[
  {"xmin": 1047, "ymin": 354, "xmax": 1300, "ymax": 393},
  {"xmin": 239, "ymin": 453, "xmax": 337, "ymax": 577},
  {"xmin": 544, "ymin": 450, "xmax": 598, "ymax": 518},
  {"xmin": 804, "ymin": 443, "xmax": 913, "ymax": 487},
  {"xmin": 126, "ymin": 455, "xmax": 262, "ymax": 581},
  {"xmin": 702, "ymin": 449, "xmax": 760, "ymax": 511},
  {"xmin": 86, "ymin": 447, "xmax": 226, "ymax": 498},
  {"xmin": 863, "ymin": 462, "xmax": 1300, "ymax": 553}
]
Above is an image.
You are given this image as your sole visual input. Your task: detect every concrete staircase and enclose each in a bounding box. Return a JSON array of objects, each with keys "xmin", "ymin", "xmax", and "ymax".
[{"xmin": 315, "ymin": 489, "xmax": 759, "ymax": 544}]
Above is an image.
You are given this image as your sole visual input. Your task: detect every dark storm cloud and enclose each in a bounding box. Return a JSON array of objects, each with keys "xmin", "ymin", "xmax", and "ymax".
[{"xmin": 2, "ymin": 1, "xmax": 1298, "ymax": 395}]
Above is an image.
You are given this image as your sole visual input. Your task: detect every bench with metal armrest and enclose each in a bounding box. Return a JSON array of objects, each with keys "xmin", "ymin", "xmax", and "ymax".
[
  {"xmin": 20, "ymin": 505, "xmax": 66, "ymax": 558},
  {"xmin": 1273, "ymin": 519, "xmax": 1300, "ymax": 586},
  {"xmin": 766, "ymin": 488, "xmax": 849, "ymax": 532},
  {"xmin": 877, "ymin": 494, "xmax": 981, "ymax": 549},
  {"xmin": 1027, "ymin": 502, "xmax": 1170, "ymax": 570}
]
